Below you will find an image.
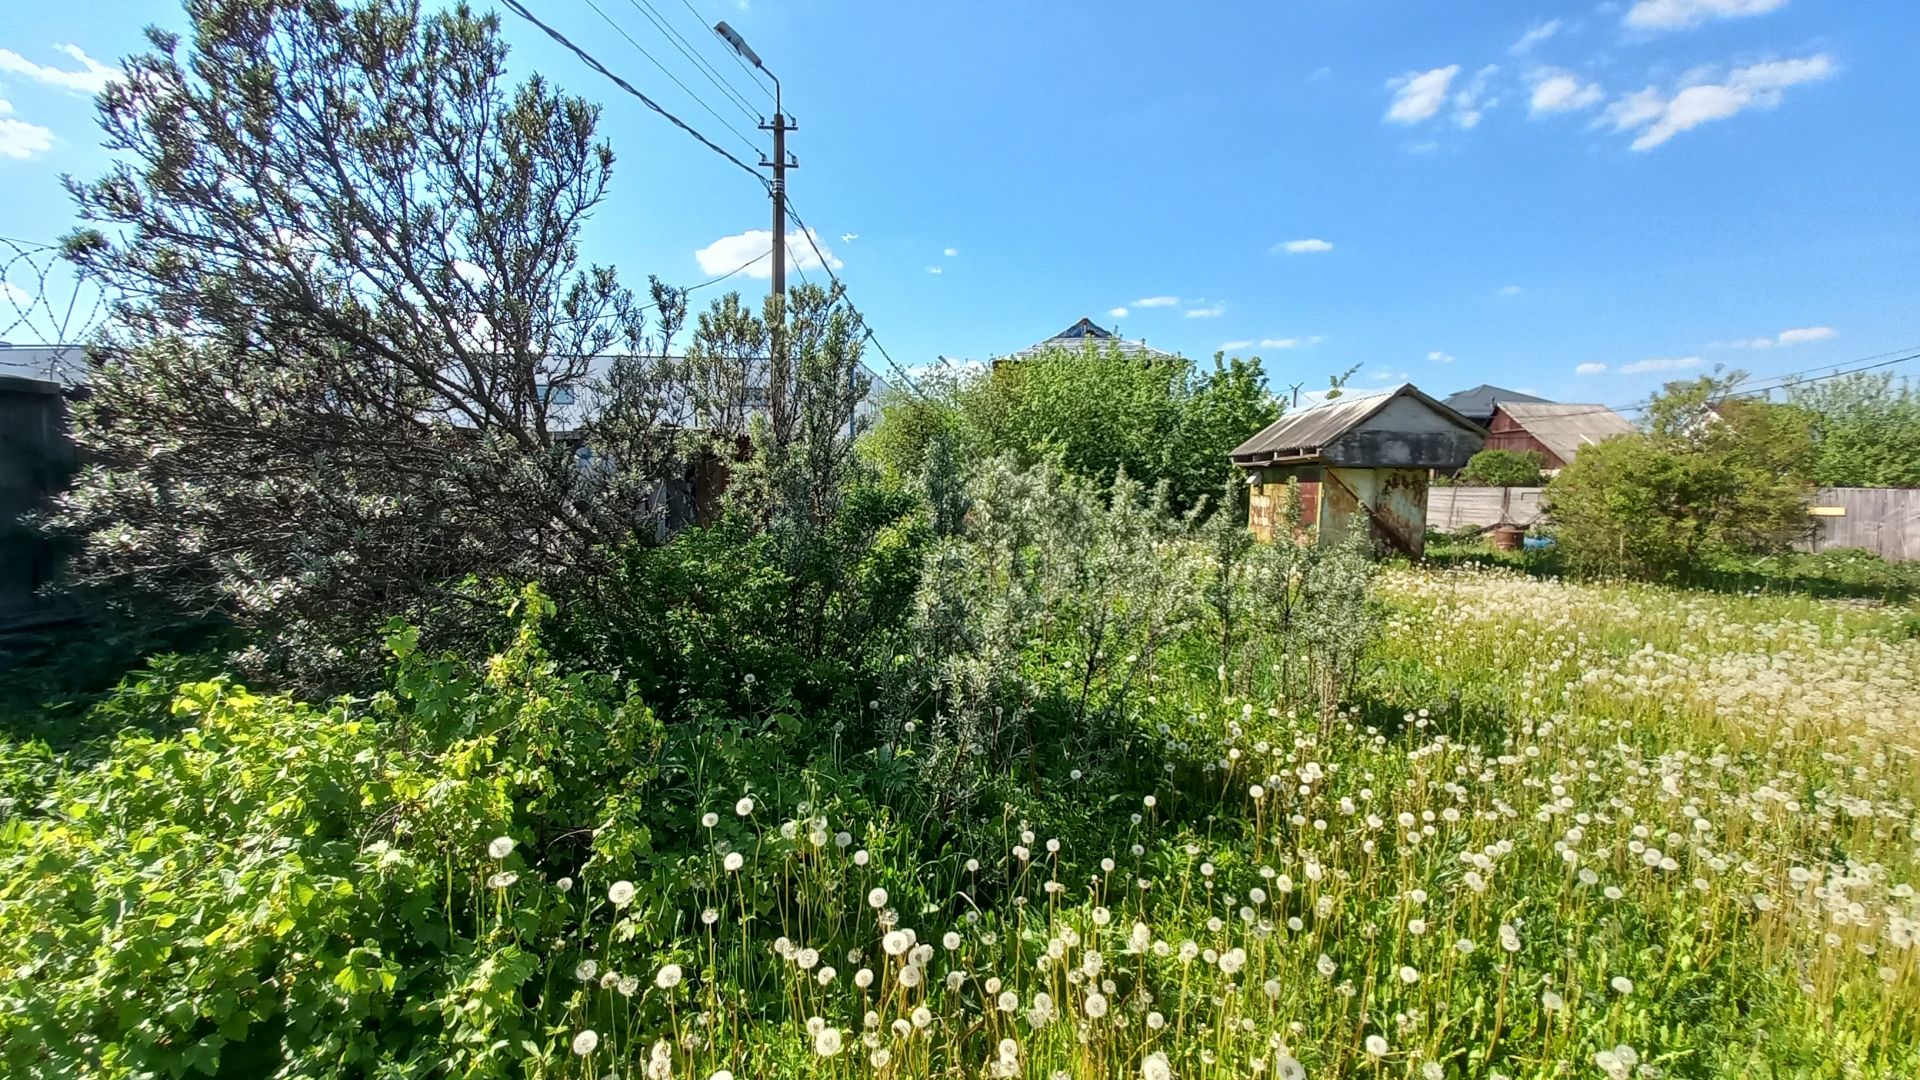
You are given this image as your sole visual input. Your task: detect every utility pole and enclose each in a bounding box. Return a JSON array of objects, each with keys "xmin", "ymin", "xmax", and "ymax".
[
  {"xmin": 763, "ymin": 105, "xmax": 794, "ymax": 440},
  {"xmin": 715, "ymin": 21, "xmax": 794, "ymax": 441}
]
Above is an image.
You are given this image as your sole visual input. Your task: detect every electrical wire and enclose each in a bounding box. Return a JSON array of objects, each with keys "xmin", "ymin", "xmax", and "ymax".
[
  {"xmin": 577, "ymin": 0, "xmax": 763, "ymax": 159},
  {"xmin": 498, "ymin": 0, "xmax": 770, "ymax": 186},
  {"xmin": 1475, "ymin": 346, "xmax": 1920, "ymax": 425},
  {"xmin": 624, "ymin": 0, "xmax": 765, "ymax": 123},
  {"xmin": 783, "ymin": 199, "xmax": 925, "ymax": 399}
]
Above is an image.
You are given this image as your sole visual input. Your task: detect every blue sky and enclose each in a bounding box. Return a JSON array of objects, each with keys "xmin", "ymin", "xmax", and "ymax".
[{"xmin": 2, "ymin": 0, "xmax": 1915, "ymax": 408}]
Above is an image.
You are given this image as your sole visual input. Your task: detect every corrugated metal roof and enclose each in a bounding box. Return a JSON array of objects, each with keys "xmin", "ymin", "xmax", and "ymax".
[
  {"xmin": 1496, "ymin": 401, "xmax": 1636, "ymax": 463},
  {"xmin": 1442, "ymin": 383, "xmax": 1552, "ymax": 421},
  {"xmin": 1230, "ymin": 384, "xmax": 1479, "ymax": 465}
]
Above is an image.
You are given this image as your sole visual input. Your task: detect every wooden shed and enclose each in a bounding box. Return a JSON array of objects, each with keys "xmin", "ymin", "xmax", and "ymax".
[
  {"xmin": 1484, "ymin": 401, "xmax": 1635, "ymax": 470},
  {"xmin": 1229, "ymin": 385, "xmax": 1485, "ymax": 557}
]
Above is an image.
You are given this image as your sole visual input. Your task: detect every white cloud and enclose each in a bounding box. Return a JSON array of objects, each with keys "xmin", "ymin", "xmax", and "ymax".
[
  {"xmin": 1776, "ymin": 325, "xmax": 1837, "ymax": 346},
  {"xmin": 926, "ymin": 265, "xmax": 943, "ymax": 275},
  {"xmin": 694, "ymin": 227, "xmax": 842, "ymax": 279},
  {"xmin": 0, "ymin": 100, "xmax": 53, "ymax": 159},
  {"xmin": 1451, "ymin": 65, "xmax": 1501, "ymax": 129},
  {"xmin": 1385, "ymin": 65, "xmax": 1460, "ymax": 124},
  {"xmin": 1260, "ymin": 336, "xmax": 1320, "ymax": 349},
  {"xmin": 1499, "ymin": 284, "xmax": 1525, "ymax": 296},
  {"xmin": 1619, "ymin": 355, "xmax": 1702, "ymax": 374},
  {"xmin": 839, "ymin": 232, "xmax": 858, "ymax": 243},
  {"xmin": 1427, "ymin": 350, "xmax": 1454, "ymax": 363},
  {"xmin": 1717, "ymin": 325, "xmax": 1837, "ymax": 348},
  {"xmin": 0, "ymin": 44, "xmax": 119, "ymax": 95},
  {"xmin": 1370, "ymin": 370, "xmax": 1412, "ymax": 383},
  {"xmin": 1185, "ymin": 305, "xmax": 1226, "ymax": 319},
  {"xmin": 1576, "ymin": 361, "xmax": 1609, "ymax": 375},
  {"xmin": 1276, "ymin": 238, "xmax": 1333, "ymax": 254},
  {"xmin": 1529, "ymin": 69, "xmax": 1605, "ymax": 114},
  {"xmin": 942, "ymin": 247, "xmax": 958, "ymax": 257},
  {"xmin": 1133, "ymin": 295, "xmax": 1180, "ymax": 308},
  {"xmin": 1510, "ymin": 19, "xmax": 1562, "ymax": 54},
  {"xmin": 1108, "ymin": 306, "xmax": 1129, "ymax": 319},
  {"xmin": 1624, "ymin": 0, "xmax": 1788, "ymax": 32},
  {"xmin": 1220, "ymin": 340, "xmax": 1255, "ymax": 351},
  {"xmin": 1604, "ymin": 54, "xmax": 1834, "ymax": 151}
]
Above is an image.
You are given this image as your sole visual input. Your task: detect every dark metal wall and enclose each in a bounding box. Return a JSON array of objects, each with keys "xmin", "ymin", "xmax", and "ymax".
[{"xmin": 0, "ymin": 376, "xmax": 78, "ymax": 630}]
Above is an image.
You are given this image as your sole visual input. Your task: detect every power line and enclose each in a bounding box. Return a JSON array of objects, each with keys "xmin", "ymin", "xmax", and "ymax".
[
  {"xmin": 624, "ymin": 0, "xmax": 765, "ymax": 123},
  {"xmin": 577, "ymin": 0, "xmax": 762, "ymax": 159},
  {"xmin": 783, "ymin": 199, "xmax": 925, "ymax": 399},
  {"xmin": 498, "ymin": 0, "xmax": 769, "ymax": 186},
  {"xmin": 1725, "ymin": 350, "xmax": 1919, "ymax": 401},
  {"xmin": 1511, "ymin": 346, "xmax": 1920, "ymax": 424}
]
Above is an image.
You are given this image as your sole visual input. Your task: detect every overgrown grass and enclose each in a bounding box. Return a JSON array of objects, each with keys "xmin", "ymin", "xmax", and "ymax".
[
  {"xmin": 1424, "ymin": 534, "xmax": 1920, "ymax": 605},
  {"xmin": 1, "ymin": 566, "xmax": 1915, "ymax": 1078}
]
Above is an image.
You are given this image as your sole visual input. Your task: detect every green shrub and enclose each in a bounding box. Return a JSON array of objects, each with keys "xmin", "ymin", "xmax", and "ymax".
[
  {"xmin": 1457, "ymin": 448, "xmax": 1546, "ymax": 487},
  {"xmin": 1546, "ymin": 374, "xmax": 1814, "ymax": 580},
  {"xmin": 0, "ymin": 586, "xmax": 666, "ymax": 1078}
]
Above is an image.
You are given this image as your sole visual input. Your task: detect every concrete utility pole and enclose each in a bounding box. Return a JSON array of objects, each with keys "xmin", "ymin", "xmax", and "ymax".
[{"xmin": 716, "ymin": 21, "xmax": 794, "ymax": 439}]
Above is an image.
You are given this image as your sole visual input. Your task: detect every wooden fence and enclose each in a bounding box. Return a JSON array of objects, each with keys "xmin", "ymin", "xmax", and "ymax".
[{"xmin": 1427, "ymin": 484, "xmax": 1920, "ymax": 562}]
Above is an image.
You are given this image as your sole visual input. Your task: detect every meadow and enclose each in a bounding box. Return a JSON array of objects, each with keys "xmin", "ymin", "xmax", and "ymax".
[{"xmin": 4, "ymin": 551, "xmax": 1914, "ymax": 1079}]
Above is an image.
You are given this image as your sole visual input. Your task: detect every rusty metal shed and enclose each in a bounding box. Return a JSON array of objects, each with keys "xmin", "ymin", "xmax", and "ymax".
[{"xmin": 1229, "ymin": 385, "xmax": 1485, "ymax": 557}]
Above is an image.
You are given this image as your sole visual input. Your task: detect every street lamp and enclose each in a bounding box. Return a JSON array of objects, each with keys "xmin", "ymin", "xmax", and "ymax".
[{"xmin": 714, "ymin": 20, "xmax": 793, "ymax": 433}]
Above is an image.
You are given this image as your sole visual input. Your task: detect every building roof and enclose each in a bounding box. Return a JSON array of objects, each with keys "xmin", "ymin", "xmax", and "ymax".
[
  {"xmin": 1002, "ymin": 317, "xmax": 1179, "ymax": 362},
  {"xmin": 1494, "ymin": 401, "xmax": 1636, "ymax": 463},
  {"xmin": 1442, "ymin": 383, "xmax": 1552, "ymax": 422},
  {"xmin": 0, "ymin": 344, "xmax": 87, "ymax": 385},
  {"xmin": 1230, "ymin": 384, "xmax": 1483, "ymax": 466}
]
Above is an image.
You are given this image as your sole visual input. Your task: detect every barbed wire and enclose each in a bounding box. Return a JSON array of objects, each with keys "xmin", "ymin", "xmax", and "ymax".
[{"xmin": 0, "ymin": 235, "xmax": 112, "ymax": 384}]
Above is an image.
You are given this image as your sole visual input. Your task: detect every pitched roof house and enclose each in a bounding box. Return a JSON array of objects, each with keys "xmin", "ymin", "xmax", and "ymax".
[
  {"xmin": 1484, "ymin": 401, "xmax": 1636, "ymax": 469},
  {"xmin": 1229, "ymin": 385, "xmax": 1485, "ymax": 557},
  {"xmin": 1441, "ymin": 384, "xmax": 1552, "ymax": 428},
  {"xmin": 999, "ymin": 317, "xmax": 1179, "ymax": 363}
]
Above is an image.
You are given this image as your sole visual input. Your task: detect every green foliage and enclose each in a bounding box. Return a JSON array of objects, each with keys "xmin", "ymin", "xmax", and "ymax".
[
  {"xmin": 0, "ymin": 586, "xmax": 668, "ymax": 1078},
  {"xmin": 1458, "ymin": 448, "xmax": 1546, "ymax": 487},
  {"xmin": 1546, "ymin": 374, "xmax": 1815, "ymax": 580},
  {"xmin": 863, "ymin": 347, "xmax": 1281, "ymax": 516},
  {"xmin": 1785, "ymin": 372, "xmax": 1920, "ymax": 488}
]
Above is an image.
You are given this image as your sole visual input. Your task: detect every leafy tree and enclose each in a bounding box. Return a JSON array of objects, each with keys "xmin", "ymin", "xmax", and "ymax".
[
  {"xmin": 1165, "ymin": 354, "xmax": 1283, "ymax": 515},
  {"xmin": 48, "ymin": 0, "xmax": 850, "ymax": 684},
  {"xmin": 1546, "ymin": 373, "xmax": 1814, "ymax": 579},
  {"xmin": 1458, "ymin": 448, "xmax": 1547, "ymax": 487},
  {"xmin": 864, "ymin": 345, "xmax": 1282, "ymax": 515},
  {"xmin": 1784, "ymin": 372, "xmax": 1920, "ymax": 488}
]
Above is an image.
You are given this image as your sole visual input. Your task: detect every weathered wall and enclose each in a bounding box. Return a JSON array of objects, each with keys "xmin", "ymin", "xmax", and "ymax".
[
  {"xmin": 1324, "ymin": 395, "xmax": 1484, "ymax": 469},
  {"xmin": 1247, "ymin": 466, "xmax": 1322, "ymax": 543},
  {"xmin": 1483, "ymin": 410, "xmax": 1564, "ymax": 468},
  {"xmin": 1320, "ymin": 467, "xmax": 1428, "ymax": 557}
]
